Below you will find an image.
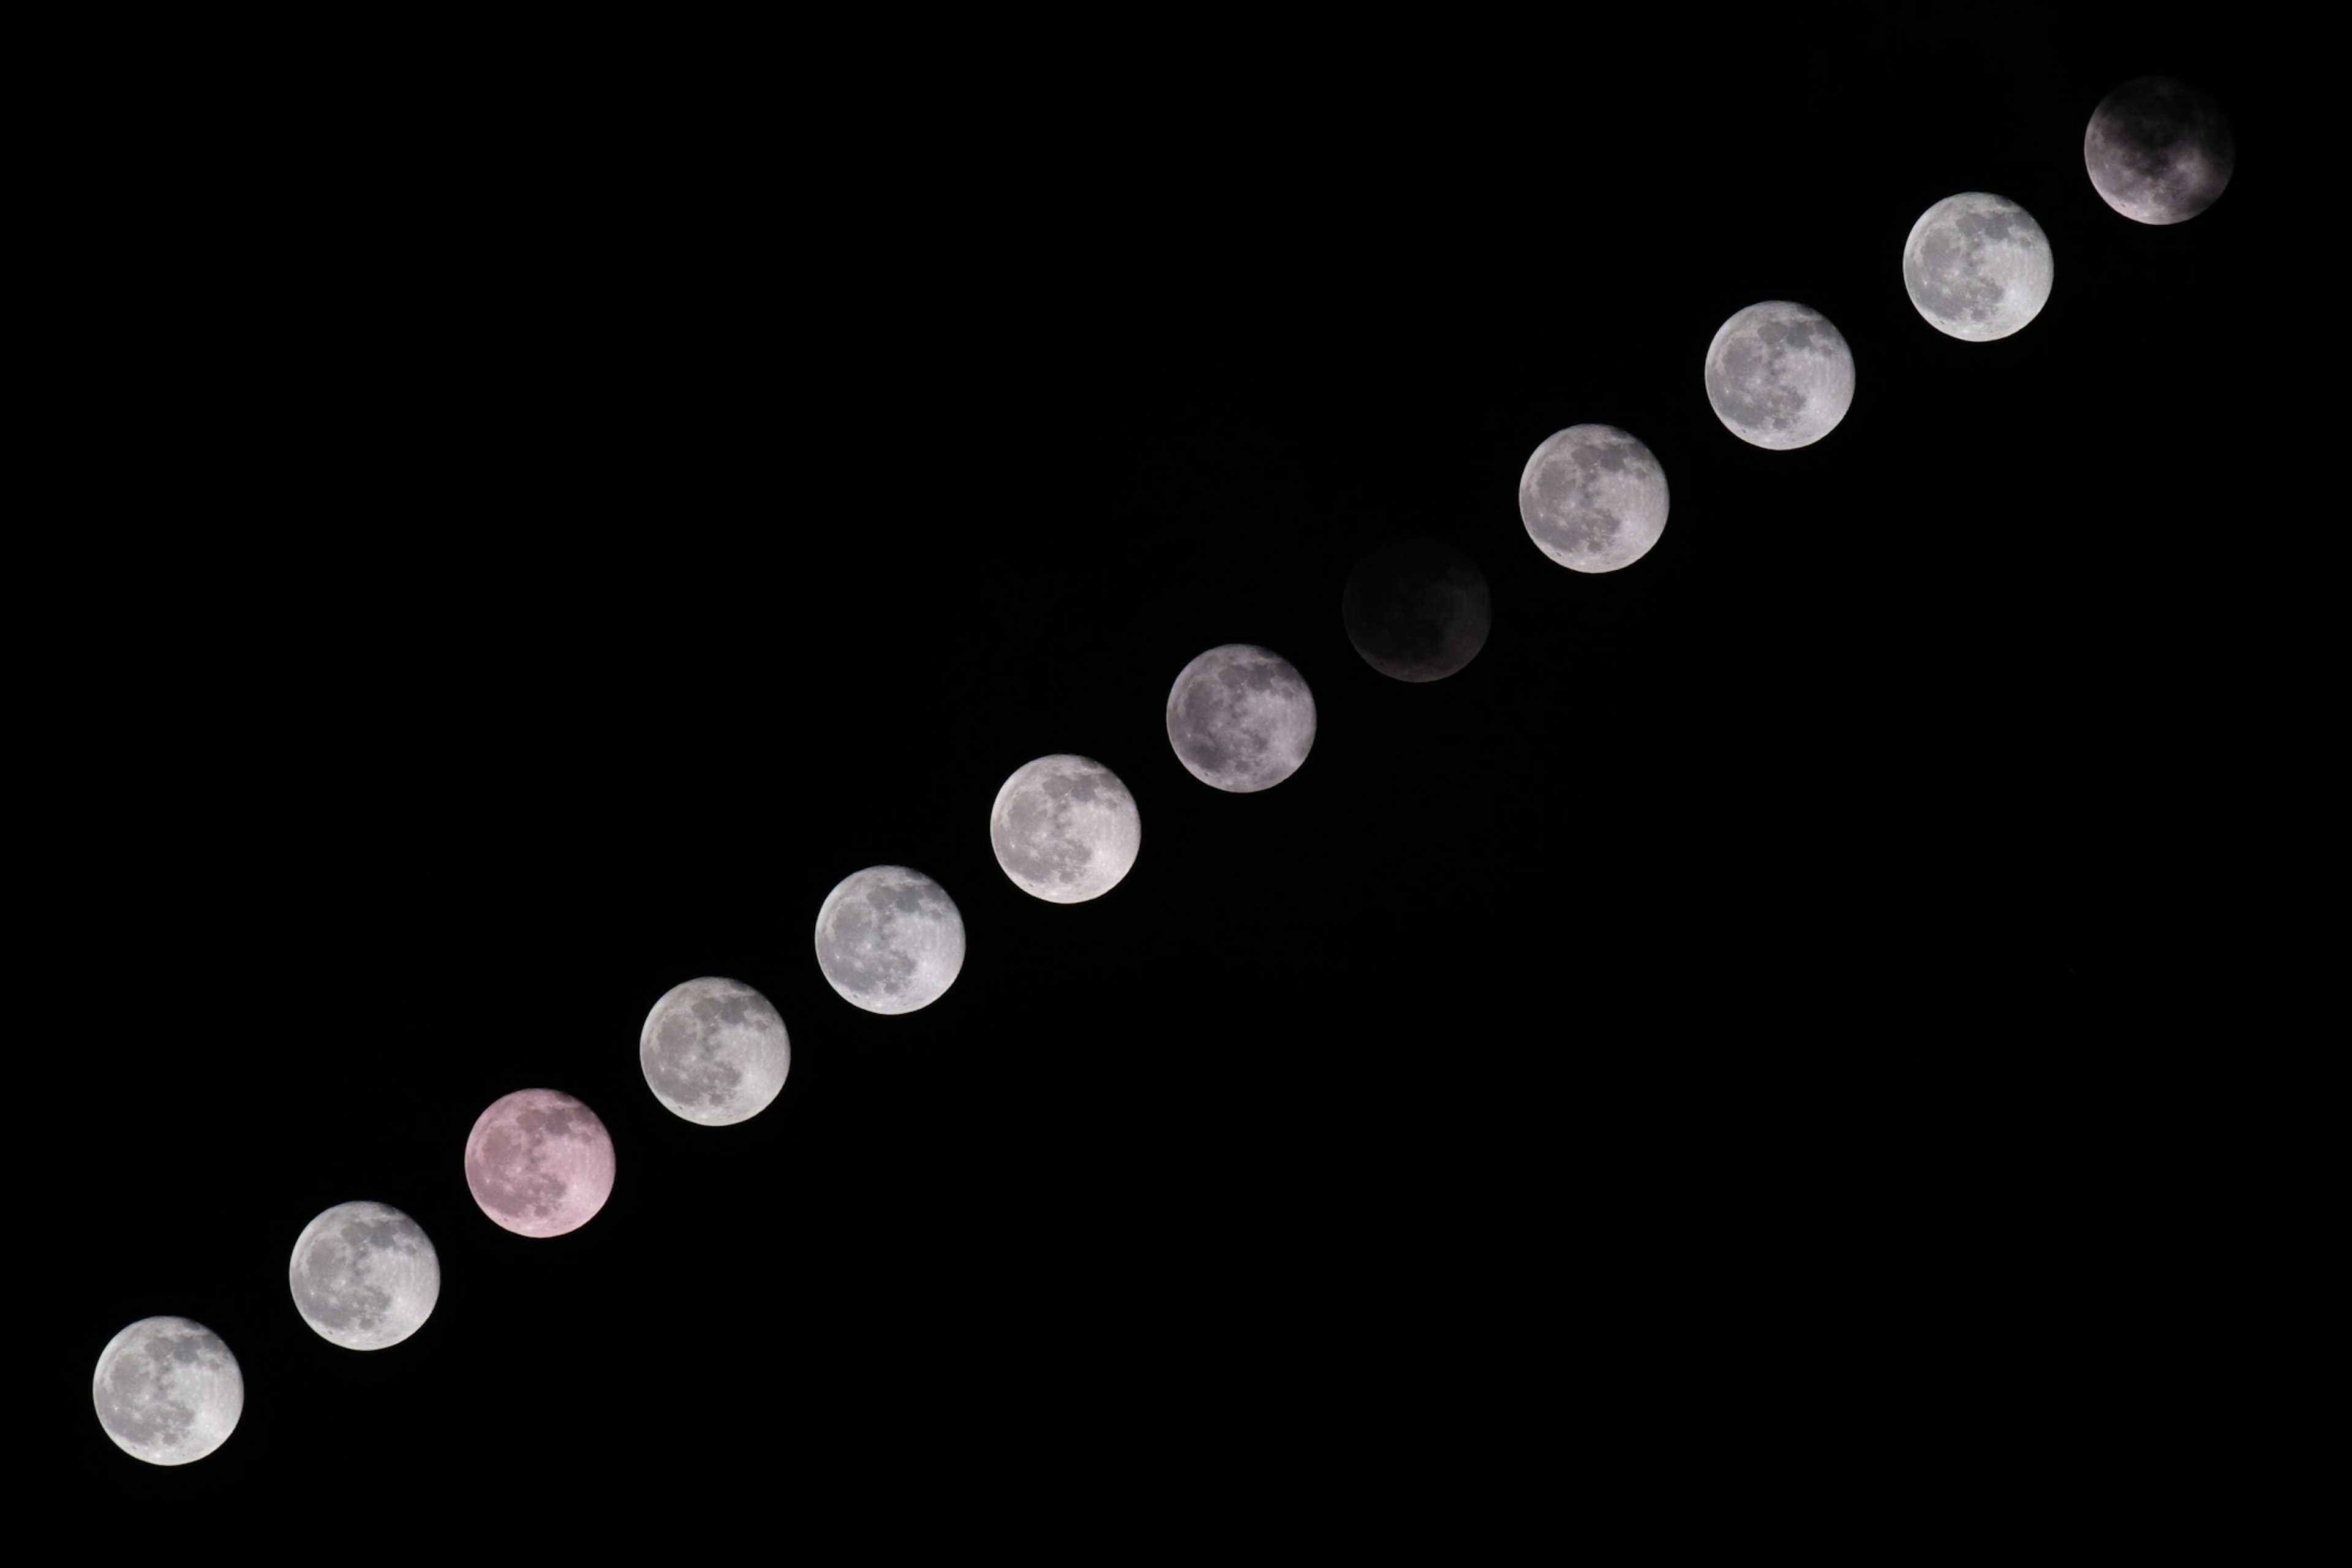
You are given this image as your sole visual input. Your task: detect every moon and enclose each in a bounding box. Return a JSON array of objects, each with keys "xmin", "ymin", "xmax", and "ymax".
[
  {"xmin": 91, "ymin": 1316, "xmax": 243, "ymax": 1466},
  {"xmin": 288, "ymin": 1200, "xmax": 441, "ymax": 1349},
  {"xmin": 463, "ymin": 1088, "xmax": 617, "ymax": 1238},
  {"xmin": 1341, "ymin": 537, "xmax": 1492, "ymax": 678},
  {"xmin": 1517, "ymin": 426, "xmax": 1670, "ymax": 573},
  {"xmin": 2084, "ymin": 76, "xmax": 2233, "ymax": 225},
  {"xmin": 990, "ymin": 755, "xmax": 1141, "ymax": 903},
  {"xmin": 639, "ymin": 976, "xmax": 791, "ymax": 1124},
  {"xmin": 1902, "ymin": 192, "xmax": 2054, "ymax": 341},
  {"xmin": 1703, "ymin": 301, "xmax": 1856, "ymax": 450},
  {"xmin": 813, "ymin": 865, "xmax": 966, "ymax": 1014},
  {"xmin": 1166, "ymin": 643, "xmax": 1316, "ymax": 793}
]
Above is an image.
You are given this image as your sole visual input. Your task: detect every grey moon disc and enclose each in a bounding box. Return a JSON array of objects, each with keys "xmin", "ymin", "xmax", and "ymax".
[
  {"xmin": 288, "ymin": 1200, "xmax": 442, "ymax": 1350},
  {"xmin": 463, "ymin": 1087, "xmax": 617, "ymax": 1238},
  {"xmin": 1902, "ymin": 192, "xmax": 2055, "ymax": 342},
  {"xmin": 1517, "ymin": 426, "xmax": 1671, "ymax": 574},
  {"xmin": 2084, "ymin": 76, "xmax": 2233, "ymax": 225},
  {"xmin": 814, "ymin": 865, "xmax": 967, "ymax": 1014},
  {"xmin": 990, "ymin": 754, "xmax": 1142, "ymax": 903},
  {"xmin": 639, "ymin": 976, "xmax": 791, "ymax": 1125},
  {"xmin": 92, "ymin": 1316, "xmax": 243, "ymax": 1466},
  {"xmin": 1703, "ymin": 301, "xmax": 1856, "ymax": 450},
  {"xmin": 1166, "ymin": 643, "xmax": 1316, "ymax": 793},
  {"xmin": 1341, "ymin": 536, "xmax": 1493, "ymax": 678}
]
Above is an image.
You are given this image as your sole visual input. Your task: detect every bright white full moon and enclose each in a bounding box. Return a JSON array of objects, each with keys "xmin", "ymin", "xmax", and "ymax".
[
  {"xmin": 1902, "ymin": 192, "xmax": 2054, "ymax": 341},
  {"xmin": 289, "ymin": 1200, "xmax": 441, "ymax": 1350},
  {"xmin": 92, "ymin": 1316, "xmax": 243, "ymax": 1466},
  {"xmin": 990, "ymin": 754, "xmax": 1141, "ymax": 903},
  {"xmin": 1166, "ymin": 644, "xmax": 1316, "ymax": 793},
  {"xmin": 814, "ymin": 865, "xmax": 967, "ymax": 1014},
  {"xmin": 1517, "ymin": 424, "xmax": 1670, "ymax": 573},
  {"xmin": 464, "ymin": 1088, "xmax": 617, "ymax": 1238},
  {"xmin": 639, "ymin": 976, "xmax": 791, "ymax": 1125},
  {"xmin": 1703, "ymin": 301, "xmax": 1855, "ymax": 450}
]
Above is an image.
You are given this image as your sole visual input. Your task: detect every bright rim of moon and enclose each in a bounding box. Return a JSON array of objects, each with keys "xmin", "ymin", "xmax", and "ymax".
[
  {"xmin": 464, "ymin": 1088, "xmax": 617, "ymax": 1238},
  {"xmin": 1703, "ymin": 300, "xmax": 1856, "ymax": 450},
  {"xmin": 640, "ymin": 976, "xmax": 791, "ymax": 1125},
  {"xmin": 1166, "ymin": 643, "xmax": 1316, "ymax": 793},
  {"xmin": 92, "ymin": 1316, "xmax": 243, "ymax": 1466},
  {"xmin": 813, "ymin": 865, "xmax": 967, "ymax": 1014},
  {"xmin": 1517, "ymin": 425, "xmax": 1670, "ymax": 573},
  {"xmin": 990, "ymin": 754, "xmax": 1141, "ymax": 903},
  {"xmin": 288, "ymin": 1200, "xmax": 442, "ymax": 1350},
  {"xmin": 2084, "ymin": 75, "xmax": 2234, "ymax": 225},
  {"xmin": 1902, "ymin": 192, "xmax": 2054, "ymax": 341}
]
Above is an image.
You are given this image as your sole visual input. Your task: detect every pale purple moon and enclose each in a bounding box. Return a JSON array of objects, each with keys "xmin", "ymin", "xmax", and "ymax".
[{"xmin": 463, "ymin": 1088, "xmax": 617, "ymax": 1238}]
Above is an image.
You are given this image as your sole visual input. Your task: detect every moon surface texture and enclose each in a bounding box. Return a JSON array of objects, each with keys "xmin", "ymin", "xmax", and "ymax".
[
  {"xmin": 288, "ymin": 1200, "xmax": 441, "ymax": 1349},
  {"xmin": 1703, "ymin": 301, "xmax": 1856, "ymax": 450},
  {"xmin": 639, "ymin": 976, "xmax": 791, "ymax": 1125},
  {"xmin": 1341, "ymin": 537, "xmax": 1493, "ymax": 677},
  {"xmin": 1517, "ymin": 427, "xmax": 1671, "ymax": 573},
  {"xmin": 2084, "ymin": 76, "xmax": 2234, "ymax": 225},
  {"xmin": 990, "ymin": 755, "xmax": 1141, "ymax": 903},
  {"xmin": 92, "ymin": 1316, "xmax": 243, "ymax": 1466},
  {"xmin": 814, "ymin": 865, "xmax": 967, "ymax": 1014},
  {"xmin": 1903, "ymin": 192, "xmax": 2055, "ymax": 341},
  {"xmin": 464, "ymin": 1088, "xmax": 617, "ymax": 1238},
  {"xmin": 1166, "ymin": 644, "xmax": 1316, "ymax": 793}
]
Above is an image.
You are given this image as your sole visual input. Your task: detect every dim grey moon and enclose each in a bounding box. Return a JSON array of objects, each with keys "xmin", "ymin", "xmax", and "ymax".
[
  {"xmin": 92, "ymin": 1316, "xmax": 243, "ymax": 1466},
  {"xmin": 639, "ymin": 976, "xmax": 791, "ymax": 1125},
  {"xmin": 1341, "ymin": 537, "xmax": 1492, "ymax": 677},
  {"xmin": 464, "ymin": 1088, "xmax": 617, "ymax": 1238},
  {"xmin": 990, "ymin": 755, "xmax": 1141, "ymax": 903},
  {"xmin": 1517, "ymin": 426, "xmax": 1670, "ymax": 573},
  {"xmin": 2084, "ymin": 76, "xmax": 2234, "ymax": 225},
  {"xmin": 1903, "ymin": 192, "xmax": 2054, "ymax": 341},
  {"xmin": 1703, "ymin": 301, "xmax": 1855, "ymax": 450},
  {"xmin": 814, "ymin": 865, "xmax": 966, "ymax": 1014},
  {"xmin": 288, "ymin": 1200, "xmax": 441, "ymax": 1350},
  {"xmin": 1166, "ymin": 644, "xmax": 1316, "ymax": 793}
]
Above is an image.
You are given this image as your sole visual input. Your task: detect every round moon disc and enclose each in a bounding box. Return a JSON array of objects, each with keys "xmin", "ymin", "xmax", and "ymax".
[
  {"xmin": 1166, "ymin": 644, "xmax": 1317, "ymax": 793},
  {"xmin": 1517, "ymin": 426, "xmax": 1670, "ymax": 573},
  {"xmin": 641, "ymin": 976, "xmax": 791, "ymax": 1125},
  {"xmin": 813, "ymin": 865, "xmax": 967, "ymax": 1014},
  {"xmin": 289, "ymin": 1200, "xmax": 442, "ymax": 1349},
  {"xmin": 1903, "ymin": 192, "xmax": 2054, "ymax": 342},
  {"xmin": 463, "ymin": 1088, "xmax": 617, "ymax": 1238},
  {"xmin": 2084, "ymin": 76, "xmax": 2234, "ymax": 225},
  {"xmin": 990, "ymin": 755, "xmax": 1141, "ymax": 903},
  {"xmin": 92, "ymin": 1316, "xmax": 244, "ymax": 1466},
  {"xmin": 1703, "ymin": 301, "xmax": 1855, "ymax": 450},
  {"xmin": 1341, "ymin": 537, "xmax": 1493, "ymax": 677}
]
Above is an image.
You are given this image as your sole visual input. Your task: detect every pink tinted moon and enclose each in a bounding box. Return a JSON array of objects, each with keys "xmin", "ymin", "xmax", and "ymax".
[{"xmin": 463, "ymin": 1088, "xmax": 616, "ymax": 1238}]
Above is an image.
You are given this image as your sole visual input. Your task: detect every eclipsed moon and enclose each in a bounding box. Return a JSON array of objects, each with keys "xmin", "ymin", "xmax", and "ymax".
[
  {"xmin": 1517, "ymin": 426, "xmax": 1670, "ymax": 573},
  {"xmin": 463, "ymin": 1088, "xmax": 617, "ymax": 1238},
  {"xmin": 1903, "ymin": 192, "xmax": 2055, "ymax": 342},
  {"xmin": 1166, "ymin": 643, "xmax": 1316, "ymax": 793},
  {"xmin": 1341, "ymin": 537, "xmax": 1493, "ymax": 677},
  {"xmin": 2084, "ymin": 76, "xmax": 2234, "ymax": 225},
  {"xmin": 990, "ymin": 755, "xmax": 1141, "ymax": 903},
  {"xmin": 1703, "ymin": 301, "xmax": 1856, "ymax": 450},
  {"xmin": 639, "ymin": 976, "xmax": 791, "ymax": 1125},
  {"xmin": 814, "ymin": 865, "xmax": 967, "ymax": 1014},
  {"xmin": 289, "ymin": 1200, "xmax": 441, "ymax": 1349},
  {"xmin": 92, "ymin": 1316, "xmax": 243, "ymax": 1466}
]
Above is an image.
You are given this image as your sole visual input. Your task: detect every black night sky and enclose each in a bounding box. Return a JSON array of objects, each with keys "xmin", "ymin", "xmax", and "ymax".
[{"xmin": 37, "ymin": 17, "xmax": 2304, "ymax": 1545}]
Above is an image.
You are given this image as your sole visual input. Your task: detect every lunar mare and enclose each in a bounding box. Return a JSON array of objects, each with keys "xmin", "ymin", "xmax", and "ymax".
[
  {"xmin": 289, "ymin": 1200, "xmax": 441, "ymax": 1350},
  {"xmin": 1166, "ymin": 644, "xmax": 1316, "ymax": 793},
  {"xmin": 2085, "ymin": 76, "xmax": 2233, "ymax": 225},
  {"xmin": 1703, "ymin": 301, "xmax": 1855, "ymax": 450},
  {"xmin": 814, "ymin": 865, "xmax": 966, "ymax": 1014},
  {"xmin": 92, "ymin": 1316, "xmax": 243, "ymax": 1466},
  {"xmin": 990, "ymin": 755, "xmax": 1140, "ymax": 903},
  {"xmin": 464, "ymin": 1088, "xmax": 617, "ymax": 1237},
  {"xmin": 1903, "ymin": 192, "xmax": 2054, "ymax": 342},
  {"xmin": 1517, "ymin": 426, "xmax": 1670, "ymax": 573},
  {"xmin": 640, "ymin": 976, "xmax": 791, "ymax": 1125},
  {"xmin": 1341, "ymin": 537, "xmax": 1492, "ymax": 677}
]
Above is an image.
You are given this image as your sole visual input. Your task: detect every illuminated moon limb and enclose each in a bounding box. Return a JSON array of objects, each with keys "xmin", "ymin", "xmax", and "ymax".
[
  {"xmin": 1166, "ymin": 644, "xmax": 1316, "ymax": 792},
  {"xmin": 463, "ymin": 1088, "xmax": 617, "ymax": 1238},
  {"xmin": 1517, "ymin": 426, "xmax": 1670, "ymax": 573},
  {"xmin": 92, "ymin": 1316, "xmax": 244, "ymax": 1466},
  {"xmin": 990, "ymin": 755, "xmax": 1141, "ymax": 903},
  {"xmin": 639, "ymin": 976, "xmax": 791, "ymax": 1125},
  {"xmin": 813, "ymin": 865, "xmax": 967, "ymax": 1014},
  {"xmin": 1902, "ymin": 192, "xmax": 2054, "ymax": 342},
  {"xmin": 1703, "ymin": 300, "xmax": 1855, "ymax": 450},
  {"xmin": 288, "ymin": 1200, "xmax": 442, "ymax": 1349}
]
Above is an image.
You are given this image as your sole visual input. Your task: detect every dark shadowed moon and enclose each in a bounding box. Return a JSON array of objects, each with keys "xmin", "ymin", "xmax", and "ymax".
[
  {"xmin": 1341, "ymin": 537, "xmax": 1491, "ymax": 682},
  {"xmin": 2084, "ymin": 77, "xmax": 2234, "ymax": 225}
]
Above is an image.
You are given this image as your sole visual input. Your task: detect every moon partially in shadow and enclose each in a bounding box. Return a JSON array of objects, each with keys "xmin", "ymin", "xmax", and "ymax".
[
  {"xmin": 1341, "ymin": 537, "xmax": 1491, "ymax": 679},
  {"xmin": 990, "ymin": 754, "xmax": 1141, "ymax": 903},
  {"xmin": 640, "ymin": 976, "xmax": 791, "ymax": 1125},
  {"xmin": 288, "ymin": 1199, "xmax": 441, "ymax": 1349},
  {"xmin": 1517, "ymin": 426, "xmax": 1670, "ymax": 573},
  {"xmin": 814, "ymin": 865, "xmax": 967, "ymax": 1014},
  {"xmin": 1703, "ymin": 301, "xmax": 1855, "ymax": 450},
  {"xmin": 92, "ymin": 1316, "xmax": 243, "ymax": 1466},
  {"xmin": 464, "ymin": 1088, "xmax": 617, "ymax": 1238},
  {"xmin": 1903, "ymin": 192, "xmax": 2054, "ymax": 341},
  {"xmin": 1166, "ymin": 644, "xmax": 1316, "ymax": 793},
  {"xmin": 2085, "ymin": 76, "xmax": 2234, "ymax": 225}
]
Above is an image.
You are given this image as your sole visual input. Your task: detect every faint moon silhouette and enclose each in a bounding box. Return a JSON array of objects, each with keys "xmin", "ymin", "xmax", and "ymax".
[
  {"xmin": 289, "ymin": 1199, "xmax": 441, "ymax": 1349},
  {"xmin": 640, "ymin": 976, "xmax": 791, "ymax": 1125},
  {"xmin": 814, "ymin": 865, "xmax": 967, "ymax": 1014},
  {"xmin": 1341, "ymin": 537, "xmax": 1492, "ymax": 677},
  {"xmin": 1166, "ymin": 644, "xmax": 1316, "ymax": 792},
  {"xmin": 990, "ymin": 754, "xmax": 1141, "ymax": 903},
  {"xmin": 92, "ymin": 1316, "xmax": 244, "ymax": 1465},
  {"xmin": 1703, "ymin": 301, "xmax": 1855, "ymax": 450},
  {"xmin": 1903, "ymin": 192, "xmax": 2054, "ymax": 341},
  {"xmin": 464, "ymin": 1088, "xmax": 617, "ymax": 1237},
  {"xmin": 2085, "ymin": 76, "xmax": 2233, "ymax": 225},
  {"xmin": 1517, "ymin": 426, "xmax": 1670, "ymax": 573}
]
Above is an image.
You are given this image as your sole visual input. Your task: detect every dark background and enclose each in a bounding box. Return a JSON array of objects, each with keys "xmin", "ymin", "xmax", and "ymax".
[{"xmin": 32, "ymin": 16, "xmax": 2306, "ymax": 1547}]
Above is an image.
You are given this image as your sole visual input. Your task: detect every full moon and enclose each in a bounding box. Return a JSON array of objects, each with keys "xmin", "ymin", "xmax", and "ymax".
[
  {"xmin": 1902, "ymin": 192, "xmax": 2054, "ymax": 341},
  {"xmin": 2084, "ymin": 76, "xmax": 2234, "ymax": 225},
  {"xmin": 92, "ymin": 1316, "xmax": 243, "ymax": 1466},
  {"xmin": 1341, "ymin": 537, "xmax": 1492, "ymax": 677},
  {"xmin": 814, "ymin": 865, "xmax": 966, "ymax": 1014},
  {"xmin": 640, "ymin": 976, "xmax": 791, "ymax": 1125},
  {"xmin": 289, "ymin": 1200, "xmax": 441, "ymax": 1349},
  {"xmin": 990, "ymin": 755, "xmax": 1141, "ymax": 903},
  {"xmin": 1517, "ymin": 426, "xmax": 1670, "ymax": 573},
  {"xmin": 1166, "ymin": 644, "xmax": 1316, "ymax": 793},
  {"xmin": 464, "ymin": 1088, "xmax": 617, "ymax": 1238},
  {"xmin": 1703, "ymin": 301, "xmax": 1856, "ymax": 450}
]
